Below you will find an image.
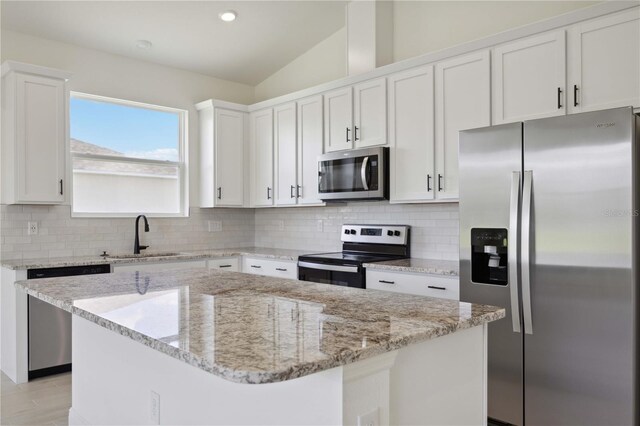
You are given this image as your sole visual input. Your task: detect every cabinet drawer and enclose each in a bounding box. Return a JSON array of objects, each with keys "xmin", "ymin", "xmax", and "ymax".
[
  {"xmin": 112, "ymin": 260, "xmax": 207, "ymax": 273},
  {"xmin": 207, "ymin": 257, "xmax": 239, "ymax": 272},
  {"xmin": 367, "ymin": 270, "xmax": 459, "ymax": 300},
  {"xmin": 243, "ymin": 257, "xmax": 297, "ymax": 280}
]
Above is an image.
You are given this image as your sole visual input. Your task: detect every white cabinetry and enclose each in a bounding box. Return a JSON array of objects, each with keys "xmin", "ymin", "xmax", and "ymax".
[
  {"xmin": 274, "ymin": 102, "xmax": 298, "ymax": 206},
  {"xmin": 435, "ymin": 51, "xmax": 491, "ymax": 200},
  {"xmin": 112, "ymin": 260, "xmax": 207, "ymax": 273},
  {"xmin": 388, "ymin": 66, "xmax": 435, "ymax": 203},
  {"xmin": 207, "ymin": 257, "xmax": 240, "ymax": 272},
  {"xmin": 250, "ymin": 109, "xmax": 274, "ymax": 207},
  {"xmin": 492, "ymin": 31, "xmax": 567, "ymax": 124},
  {"xmin": 568, "ymin": 8, "xmax": 640, "ymax": 113},
  {"xmin": 198, "ymin": 100, "xmax": 247, "ymax": 208},
  {"xmin": 1, "ymin": 62, "xmax": 71, "ymax": 205},
  {"xmin": 242, "ymin": 257, "xmax": 297, "ymax": 280},
  {"xmin": 324, "ymin": 78, "xmax": 387, "ymax": 153},
  {"xmin": 296, "ymin": 95, "xmax": 324, "ymax": 205},
  {"xmin": 367, "ymin": 270, "xmax": 459, "ymax": 300}
]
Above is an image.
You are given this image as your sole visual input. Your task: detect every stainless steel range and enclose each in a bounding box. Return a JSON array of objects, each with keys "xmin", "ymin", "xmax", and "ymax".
[{"xmin": 298, "ymin": 224, "xmax": 410, "ymax": 288}]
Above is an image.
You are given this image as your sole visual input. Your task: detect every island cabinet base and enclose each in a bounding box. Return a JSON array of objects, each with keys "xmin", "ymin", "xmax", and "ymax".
[{"xmin": 69, "ymin": 317, "xmax": 487, "ymax": 426}]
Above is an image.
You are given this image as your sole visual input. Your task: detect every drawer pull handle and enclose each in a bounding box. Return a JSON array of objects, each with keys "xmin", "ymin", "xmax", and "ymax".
[
  {"xmin": 428, "ymin": 285, "xmax": 446, "ymax": 291},
  {"xmin": 219, "ymin": 265, "xmax": 232, "ymax": 268},
  {"xmin": 251, "ymin": 265, "xmax": 262, "ymax": 269},
  {"xmin": 276, "ymin": 268, "xmax": 288, "ymax": 272},
  {"xmin": 379, "ymin": 280, "xmax": 395, "ymax": 284}
]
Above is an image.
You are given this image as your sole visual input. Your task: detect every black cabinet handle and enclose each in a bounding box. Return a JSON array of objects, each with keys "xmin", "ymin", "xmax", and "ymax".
[
  {"xmin": 296, "ymin": 185, "xmax": 301, "ymax": 198},
  {"xmin": 379, "ymin": 280, "xmax": 395, "ymax": 284},
  {"xmin": 217, "ymin": 187, "xmax": 222, "ymax": 200},
  {"xmin": 354, "ymin": 126, "xmax": 359, "ymax": 141},
  {"xmin": 251, "ymin": 265, "xmax": 262, "ymax": 269},
  {"xmin": 346, "ymin": 127, "xmax": 351, "ymax": 143},
  {"xmin": 557, "ymin": 87, "xmax": 563, "ymax": 109},
  {"xmin": 573, "ymin": 84, "xmax": 579, "ymax": 107},
  {"xmin": 437, "ymin": 174, "xmax": 443, "ymax": 192},
  {"xmin": 267, "ymin": 187, "xmax": 272, "ymax": 200},
  {"xmin": 427, "ymin": 174, "xmax": 432, "ymax": 192},
  {"xmin": 428, "ymin": 285, "xmax": 446, "ymax": 291},
  {"xmin": 276, "ymin": 268, "xmax": 288, "ymax": 272},
  {"xmin": 219, "ymin": 265, "xmax": 232, "ymax": 268},
  {"xmin": 290, "ymin": 185, "xmax": 295, "ymax": 198},
  {"xmin": 59, "ymin": 179, "xmax": 63, "ymax": 195}
]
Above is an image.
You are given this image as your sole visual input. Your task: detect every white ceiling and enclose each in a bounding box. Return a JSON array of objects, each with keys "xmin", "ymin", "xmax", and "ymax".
[{"xmin": 1, "ymin": 1, "xmax": 347, "ymax": 85}]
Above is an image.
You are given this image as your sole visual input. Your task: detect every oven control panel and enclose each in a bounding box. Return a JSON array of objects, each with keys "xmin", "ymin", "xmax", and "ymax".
[{"xmin": 341, "ymin": 224, "xmax": 410, "ymax": 245}]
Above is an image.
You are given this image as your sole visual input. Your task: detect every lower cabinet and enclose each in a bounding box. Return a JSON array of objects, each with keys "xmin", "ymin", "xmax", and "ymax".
[
  {"xmin": 366, "ymin": 270, "xmax": 459, "ymax": 300},
  {"xmin": 242, "ymin": 257, "xmax": 298, "ymax": 280},
  {"xmin": 207, "ymin": 257, "xmax": 240, "ymax": 272},
  {"xmin": 112, "ymin": 260, "xmax": 207, "ymax": 273}
]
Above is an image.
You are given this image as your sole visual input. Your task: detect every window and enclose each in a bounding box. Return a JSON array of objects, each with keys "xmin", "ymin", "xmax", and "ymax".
[{"xmin": 70, "ymin": 93, "xmax": 188, "ymax": 217}]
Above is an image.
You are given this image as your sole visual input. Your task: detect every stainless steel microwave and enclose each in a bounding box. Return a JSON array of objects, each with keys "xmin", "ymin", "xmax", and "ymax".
[{"xmin": 318, "ymin": 147, "xmax": 389, "ymax": 201}]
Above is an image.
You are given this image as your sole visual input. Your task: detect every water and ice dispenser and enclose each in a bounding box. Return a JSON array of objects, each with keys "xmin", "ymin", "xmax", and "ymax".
[{"xmin": 471, "ymin": 228, "xmax": 508, "ymax": 286}]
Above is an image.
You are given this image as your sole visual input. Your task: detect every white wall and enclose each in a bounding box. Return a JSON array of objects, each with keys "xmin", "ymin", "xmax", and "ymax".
[
  {"xmin": 254, "ymin": 27, "xmax": 347, "ymax": 102},
  {"xmin": 0, "ymin": 29, "xmax": 255, "ymax": 206}
]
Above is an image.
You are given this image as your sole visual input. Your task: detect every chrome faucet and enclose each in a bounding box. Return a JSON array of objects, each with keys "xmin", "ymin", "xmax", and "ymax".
[{"xmin": 134, "ymin": 215, "xmax": 150, "ymax": 254}]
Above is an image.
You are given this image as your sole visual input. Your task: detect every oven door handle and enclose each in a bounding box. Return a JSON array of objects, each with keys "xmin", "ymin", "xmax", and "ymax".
[
  {"xmin": 298, "ymin": 261, "xmax": 359, "ymax": 273},
  {"xmin": 361, "ymin": 156, "xmax": 369, "ymax": 191}
]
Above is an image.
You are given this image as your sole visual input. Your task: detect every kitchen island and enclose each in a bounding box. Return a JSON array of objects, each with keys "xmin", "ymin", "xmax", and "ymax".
[{"xmin": 16, "ymin": 268, "xmax": 504, "ymax": 425}]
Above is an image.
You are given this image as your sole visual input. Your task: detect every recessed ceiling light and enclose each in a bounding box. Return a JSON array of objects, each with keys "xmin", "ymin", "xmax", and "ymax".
[
  {"xmin": 136, "ymin": 40, "xmax": 152, "ymax": 50},
  {"xmin": 219, "ymin": 10, "xmax": 237, "ymax": 22}
]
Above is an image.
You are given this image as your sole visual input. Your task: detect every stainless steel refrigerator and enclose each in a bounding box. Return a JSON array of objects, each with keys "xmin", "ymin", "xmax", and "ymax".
[{"xmin": 459, "ymin": 107, "xmax": 639, "ymax": 425}]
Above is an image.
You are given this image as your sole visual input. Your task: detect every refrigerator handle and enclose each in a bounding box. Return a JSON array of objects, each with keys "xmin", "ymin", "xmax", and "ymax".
[
  {"xmin": 509, "ymin": 172, "xmax": 522, "ymax": 333},
  {"xmin": 522, "ymin": 170, "xmax": 534, "ymax": 335}
]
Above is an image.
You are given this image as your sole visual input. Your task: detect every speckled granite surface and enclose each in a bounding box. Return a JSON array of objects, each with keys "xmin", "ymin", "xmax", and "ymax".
[
  {"xmin": 16, "ymin": 269, "xmax": 503, "ymax": 384},
  {"xmin": 364, "ymin": 258, "xmax": 459, "ymax": 276},
  {"xmin": 0, "ymin": 247, "xmax": 306, "ymax": 270}
]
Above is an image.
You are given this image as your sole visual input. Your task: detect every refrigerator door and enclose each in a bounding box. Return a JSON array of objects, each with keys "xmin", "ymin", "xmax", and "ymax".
[
  {"xmin": 523, "ymin": 107, "xmax": 636, "ymax": 425},
  {"xmin": 459, "ymin": 122, "xmax": 524, "ymax": 425}
]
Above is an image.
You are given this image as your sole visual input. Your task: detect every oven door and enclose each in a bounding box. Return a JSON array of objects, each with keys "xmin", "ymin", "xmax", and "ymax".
[
  {"xmin": 298, "ymin": 261, "xmax": 364, "ymax": 289},
  {"xmin": 318, "ymin": 147, "xmax": 386, "ymax": 200}
]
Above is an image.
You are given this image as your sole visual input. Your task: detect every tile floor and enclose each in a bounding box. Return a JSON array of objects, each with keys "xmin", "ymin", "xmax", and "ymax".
[{"xmin": 0, "ymin": 372, "xmax": 70, "ymax": 425}]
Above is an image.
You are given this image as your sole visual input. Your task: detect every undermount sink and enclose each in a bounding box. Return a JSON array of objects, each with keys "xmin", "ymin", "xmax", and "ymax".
[{"xmin": 107, "ymin": 252, "xmax": 186, "ymax": 259}]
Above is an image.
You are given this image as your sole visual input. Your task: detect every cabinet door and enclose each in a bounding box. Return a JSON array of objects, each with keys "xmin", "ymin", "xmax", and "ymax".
[
  {"xmin": 435, "ymin": 51, "xmax": 491, "ymax": 200},
  {"xmin": 568, "ymin": 8, "xmax": 640, "ymax": 113},
  {"xmin": 388, "ymin": 66, "xmax": 435, "ymax": 203},
  {"xmin": 250, "ymin": 109, "xmax": 274, "ymax": 207},
  {"xmin": 274, "ymin": 102, "xmax": 298, "ymax": 206},
  {"xmin": 323, "ymin": 87, "xmax": 353, "ymax": 152},
  {"xmin": 15, "ymin": 74, "xmax": 66, "ymax": 204},
  {"xmin": 353, "ymin": 78, "xmax": 387, "ymax": 148},
  {"xmin": 296, "ymin": 95, "xmax": 324, "ymax": 205},
  {"xmin": 215, "ymin": 108, "xmax": 245, "ymax": 207},
  {"xmin": 493, "ymin": 31, "xmax": 567, "ymax": 124}
]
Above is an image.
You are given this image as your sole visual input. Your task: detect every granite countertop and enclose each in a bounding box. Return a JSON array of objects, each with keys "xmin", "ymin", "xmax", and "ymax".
[
  {"xmin": 363, "ymin": 258, "xmax": 459, "ymax": 276},
  {"xmin": 0, "ymin": 247, "xmax": 307, "ymax": 270},
  {"xmin": 16, "ymin": 269, "xmax": 503, "ymax": 384}
]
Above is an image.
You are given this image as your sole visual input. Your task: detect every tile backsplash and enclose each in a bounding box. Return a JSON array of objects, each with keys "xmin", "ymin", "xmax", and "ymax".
[{"xmin": 1, "ymin": 202, "xmax": 459, "ymax": 262}]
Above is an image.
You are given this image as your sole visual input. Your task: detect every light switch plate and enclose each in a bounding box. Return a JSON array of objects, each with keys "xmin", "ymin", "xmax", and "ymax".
[
  {"xmin": 208, "ymin": 221, "xmax": 222, "ymax": 232},
  {"xmin": 277, "ymin": 220, "xmax": 284, "ymax": 231},
  {"xmin": 316, "ymin": 220, "xmax": 323, "ymax": 232},
  {"xmin": 150, "ymin": 390, "xmax": 160, "ymax": 425},
  {"xmin": 28, "ymin": 222, "xmax": 38, "ymax": 235},
  {"xmin": 357, "ymin": 407, "xmax": 379, "ymax": 426}
]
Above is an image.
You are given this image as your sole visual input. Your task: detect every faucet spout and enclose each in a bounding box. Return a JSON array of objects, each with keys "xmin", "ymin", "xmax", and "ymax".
[{"xmin": 134, "ymin": 215, "xmax": 150, "ymax": 254}]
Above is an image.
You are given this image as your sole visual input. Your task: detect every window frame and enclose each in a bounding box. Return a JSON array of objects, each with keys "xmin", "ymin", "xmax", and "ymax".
[{"xmin": 69, "ymin": 92, "xmax": 189, "ymax": 218}]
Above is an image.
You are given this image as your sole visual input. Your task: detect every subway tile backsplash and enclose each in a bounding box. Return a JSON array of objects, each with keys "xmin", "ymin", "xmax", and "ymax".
[{"xmin": 1, "ymin": 202, "xmax": 459, "ymax": 262}]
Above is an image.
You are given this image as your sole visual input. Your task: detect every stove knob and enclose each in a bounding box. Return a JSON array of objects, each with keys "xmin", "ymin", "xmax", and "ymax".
[
  {"xmin": 350, "ymin": 229, "xmax": 357, "ymax": 235},
  {"xmin": 344, "ymin": 229, "xmax": 349, "ymax": 235},
  {"xmin": 387, "ymin": 230, "xmax": 393, "ymax": 236},
  {"xmin": 394, "ymin": 231, "xmax": 401, "ymax": 237}
]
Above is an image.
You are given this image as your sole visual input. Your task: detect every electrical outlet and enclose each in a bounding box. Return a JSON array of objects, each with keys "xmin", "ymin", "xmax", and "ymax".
[
  {"xmin": 208, "ymin": 221, "xmax": 222, "ymax": 232},
  {"xmin": 27, "ymin": 222, "xmax": 38, "ymax": 236},
  {"xmin": 357, "ymin": 408, "xmax": 379, "ymax": 426},
  {"xmin": 277, "ymin": 220, "xmax": 284, "ymax": 231},
  {"xmin": 316, "ymin": 220, "xmax": 323, "ymax": 232},
  {"xmin": 150, "ymin": 390, "xmax": 160, "ymax": 425}
]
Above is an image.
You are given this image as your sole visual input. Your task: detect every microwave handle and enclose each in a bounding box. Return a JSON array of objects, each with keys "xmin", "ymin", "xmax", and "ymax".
[{"xmin": 361, "ymin": 156, "xmax": 369, "ymax": 191}]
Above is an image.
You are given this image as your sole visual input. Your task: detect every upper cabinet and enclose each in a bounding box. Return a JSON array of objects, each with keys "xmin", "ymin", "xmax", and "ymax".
[
  {"xmin": 296, "ymin": 95, "xmax": 324, "ymax": 205},
  {"xmin": 198, "ymin": 100, "xmax": 247, "ymax": 208},
  {"xmin": 1, "ymin": 62, "xmax": 71, "ymax": 205},
  {"xmin": 492, "ymin": 31, "xmax": 567, "ymax": 124},
  {"xmin": 249, "ymin": 109, "xmax": 274, "ymax": 207},
  {"xmin": 274, "ymin": 102, "xmax": 298, "ymax": 206},
  {"xmin": 435, "ymin": 51, "xmax": 491, "ymax": 200},
  {"xmin": 324, "ymin": 77, "xmax": 387, "ymax": 152},
  {"xmin": 388, "ymin": 66, "xmax": 435, "ymax": 203},
  {"xmin": 568, "ymin": 8, "xmax": 640, "ymax": 113}
]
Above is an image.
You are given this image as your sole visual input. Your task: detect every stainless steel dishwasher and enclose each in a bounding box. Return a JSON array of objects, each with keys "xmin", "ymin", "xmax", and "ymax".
[{"xmin": 27, "ymin": 264, "xmax": 111, "ymax": 379}]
